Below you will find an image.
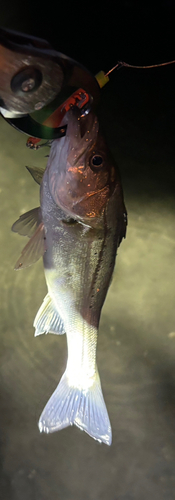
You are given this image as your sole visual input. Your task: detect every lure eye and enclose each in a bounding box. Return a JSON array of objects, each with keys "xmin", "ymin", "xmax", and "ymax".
[{"xmin": 90, "ymin": 155, "xmax": 103, "ymax": 171}]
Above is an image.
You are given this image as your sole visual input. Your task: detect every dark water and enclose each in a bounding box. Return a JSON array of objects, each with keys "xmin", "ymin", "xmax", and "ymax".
[{"xmin": 1, "ymin": 67, "xmax": 175, "ymax": 499}]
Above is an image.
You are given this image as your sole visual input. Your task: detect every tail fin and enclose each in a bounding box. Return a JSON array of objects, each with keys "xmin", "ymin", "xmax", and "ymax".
[{"xmin": 38, "ymin": 370, "xmax": 112, "ymax": 446}]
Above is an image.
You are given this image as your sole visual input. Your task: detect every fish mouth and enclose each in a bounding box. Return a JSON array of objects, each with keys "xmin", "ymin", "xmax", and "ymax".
[
  {"xmin": 48, "ymin": 106, "xmax": 112, "ymax": 224},
  {"xmin": 63, "ymin": 106, "xmax": 99, "ymax": 165}
]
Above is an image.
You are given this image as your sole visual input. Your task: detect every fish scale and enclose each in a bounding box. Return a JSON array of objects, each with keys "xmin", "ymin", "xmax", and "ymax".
[{"xmin": 12, "ymin": 106, "xmax": 127, "ymax": 445}]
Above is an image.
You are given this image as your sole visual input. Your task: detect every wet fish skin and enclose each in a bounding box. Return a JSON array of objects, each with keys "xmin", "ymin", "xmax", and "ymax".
[
  {"xmin": 12, "ymin": 107, "xmax": 127, "ymax": 445},
  {"xmin": 36, "ymin": 108, "xmax": 126, "ymax": 445}
]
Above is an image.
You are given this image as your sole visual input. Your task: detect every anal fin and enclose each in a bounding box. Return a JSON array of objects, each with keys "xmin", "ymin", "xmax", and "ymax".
[{"xmin": 34, "ymin": 293, "xmax": 65, "ymax": 336}]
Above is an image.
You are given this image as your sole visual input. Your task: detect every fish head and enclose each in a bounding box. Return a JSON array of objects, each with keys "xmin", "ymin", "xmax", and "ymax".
[{"xmin": 47, "ymin": 106, "xmax": 118, "ymax": 225}]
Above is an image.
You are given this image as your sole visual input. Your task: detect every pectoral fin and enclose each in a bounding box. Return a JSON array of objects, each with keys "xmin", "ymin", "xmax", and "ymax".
[
  {"xmin": 14, "ymin": 222, "xmax": 46, "ymax": 270},
  {"xmin": 12, "ymin": 207, "xmax": 41, "ymax": 237},
  {"xmin": 34, "ymin": 293, "xmax": 65, "ymax": 335},
  {"xmin": 26, "ymin": 165, "xmax": 45, "ymax": 185}
]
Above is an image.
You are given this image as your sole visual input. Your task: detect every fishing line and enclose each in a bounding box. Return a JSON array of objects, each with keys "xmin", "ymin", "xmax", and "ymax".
[{"xmin": 105, "ymin": 59, "xmax": 175, "ymax": 76}]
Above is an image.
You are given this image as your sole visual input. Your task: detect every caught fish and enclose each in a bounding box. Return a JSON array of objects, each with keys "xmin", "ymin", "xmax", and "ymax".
[{"xmin": 12, "ymin": 106, "xmax": 127, "ymax": 445}]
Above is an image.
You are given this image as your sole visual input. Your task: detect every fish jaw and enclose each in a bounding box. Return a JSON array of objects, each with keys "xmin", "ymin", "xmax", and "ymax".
[{"xmin": 46, "ymin": 107, "xmax": 117, "ymax": 225}]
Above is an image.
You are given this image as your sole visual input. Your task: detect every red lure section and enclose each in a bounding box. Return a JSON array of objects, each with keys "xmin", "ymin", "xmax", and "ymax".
[{"xmin": 26, "ymin": 89, "xmax": 90, "ymax": 149}]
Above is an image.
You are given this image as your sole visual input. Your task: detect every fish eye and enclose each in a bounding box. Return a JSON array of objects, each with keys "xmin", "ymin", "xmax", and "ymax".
[{"xmin": 90, "ymin": 155, "xmax": 103, "ymax": 171}]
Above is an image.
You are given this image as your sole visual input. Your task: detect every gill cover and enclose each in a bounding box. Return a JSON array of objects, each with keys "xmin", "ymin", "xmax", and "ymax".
[{"xmin": 47, "ymin": 107, "xmax": 116, "ymax": 222}]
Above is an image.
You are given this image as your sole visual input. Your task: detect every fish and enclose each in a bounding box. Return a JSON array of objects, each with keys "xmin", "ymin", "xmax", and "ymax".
[{"xmin": 12, "ymin": 106, "xmax": 127, "ymax": 445}]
